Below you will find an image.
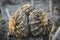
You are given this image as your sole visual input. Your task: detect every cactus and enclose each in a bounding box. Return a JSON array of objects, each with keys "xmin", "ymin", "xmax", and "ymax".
[{"xmin": 9, "ymin": 3, "xmax": 53, "ymax": 39}]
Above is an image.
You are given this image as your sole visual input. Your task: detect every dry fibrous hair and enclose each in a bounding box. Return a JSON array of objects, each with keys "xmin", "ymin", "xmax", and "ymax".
[
  {"xmin": 29, "ymin": 10, "xmax": 52, "ymax": 36},
  {"xmin": 39, "ymin": 12, "xmax": 52, "ymax": 34},
  {"xmin": 9, "ymin": 3, "xmax": 32, "ymax": 38},
  {"xmin": 39, "ymin": 13, "xmax": 48, "ymax": 26},
  {"xmin": 9, "ymin": 3, "xmax": 53, "ymax": 38},
  {"xmin": 29, "ymin": 9, "xmax": 41, "ymax": 36}
]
